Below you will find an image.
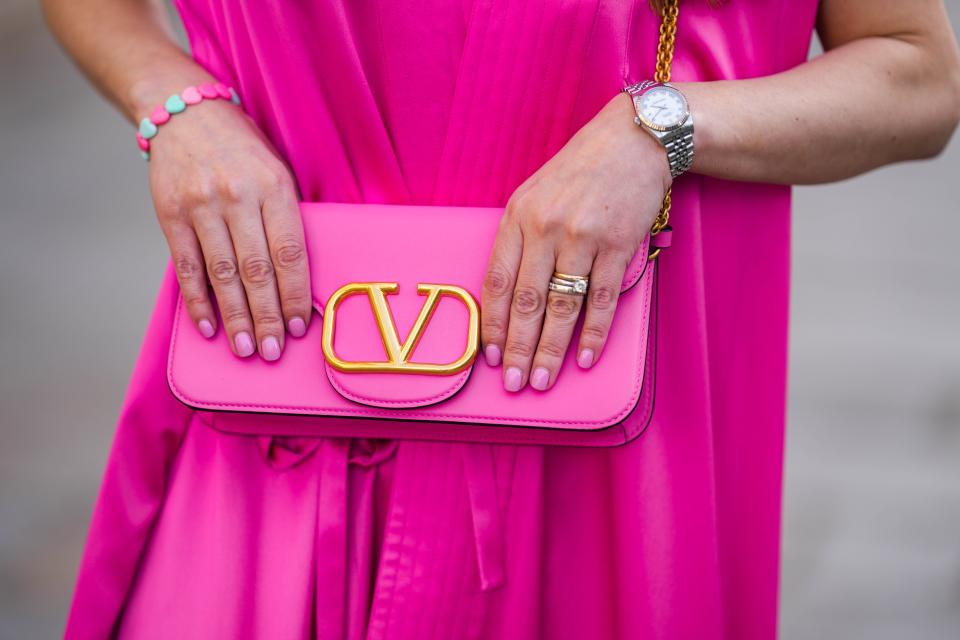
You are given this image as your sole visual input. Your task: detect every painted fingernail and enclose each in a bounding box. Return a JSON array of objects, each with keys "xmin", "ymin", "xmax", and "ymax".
[
  {"xmin": 531, "ymin": 367, "xmax": 550, "ymax": 391},
  {"xmin": 261, "ymin": 336, "xmax": 282, "ymax": 361},
  {"xmin": 484, "ymin": 344, "xmax": 502, "ymax": 366},
  {"xmin": 578, "ymin": 348, "xmax": 595, "ymax": 369},
  {"xmin": 288, "ymin": 316, "xmax": 307, "ymax": 338},
  {"xmin": 198, "ymin": 319, "xmax": 215, "ymax": 339},
  {"xmin": 234, "ymin": 331, "xmax": 255, "ymax": 357},
  {"xmin": 504, "ymin": 366, "xmax": 523, "ymax": 392}
]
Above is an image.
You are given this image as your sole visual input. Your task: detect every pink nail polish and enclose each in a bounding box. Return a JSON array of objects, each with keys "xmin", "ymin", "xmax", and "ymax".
[
  {"xmin": 578, "ymin": 348, "xmax": 595, "ymax": 369},
  {"xmin": 531, "ymin": 367, "xmax": 550, "ymax": 391},
  {"xmin": 484, "ymin": 344, "xmax": 502, "ymax": 366},
  {"xmin": 261, "ymin": 336, "xmax": 282, "ymax": 361},
  {"xmin": 234, "ymin": 331, "xmax": 255, "ymax": 357},
  {"xmin": 198, "ymin": 319, "xmax": 215, "ymax": 339},
  {"xmin": 288, "ymin": 316, "xmax": 307, "ymax": 338},
  {"xmin": 504, "ymin": 367, "xmax": 523, "ymax": 392}
]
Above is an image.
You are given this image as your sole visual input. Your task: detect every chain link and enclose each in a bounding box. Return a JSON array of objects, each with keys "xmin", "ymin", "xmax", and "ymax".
[{"xmin": 650, "ymin": 0, "xmax": 679, "ymax": 239}]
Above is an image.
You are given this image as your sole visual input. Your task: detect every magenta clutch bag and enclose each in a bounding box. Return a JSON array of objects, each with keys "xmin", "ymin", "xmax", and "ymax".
[{"xmin": 167, "ymin": 202, "xmax": 660, "ymax": 446}]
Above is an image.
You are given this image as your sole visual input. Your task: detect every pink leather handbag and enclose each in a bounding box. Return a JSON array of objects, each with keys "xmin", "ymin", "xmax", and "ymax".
[
  {"xmin": 167, "ymin": 201, "xmax": 667, "ymax": 447},
  {"xmin": 168, "ymin": 0, "xmax": 683, "ymax": 447}
]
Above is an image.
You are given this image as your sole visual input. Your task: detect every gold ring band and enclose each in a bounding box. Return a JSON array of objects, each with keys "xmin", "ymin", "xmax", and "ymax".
[{"xmin": 551, "ymin": 271, "xmax": 590, "ymax": 283}]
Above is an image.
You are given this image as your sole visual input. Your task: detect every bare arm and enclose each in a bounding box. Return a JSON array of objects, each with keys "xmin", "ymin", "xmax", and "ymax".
[
  {"xmin": 482, "ymin": 0, "xmax": 960, "ymax": 393},
  {"xmin": 43, "ymin": 0, "xmax": 312, "ymax": 362},
  {"xmin": 42, "ymin": 0, "xmax": 208, "ymax": 122},
  {"xmin": 677, "ymin": 0, "xmax": 960, "ymax": 184}
]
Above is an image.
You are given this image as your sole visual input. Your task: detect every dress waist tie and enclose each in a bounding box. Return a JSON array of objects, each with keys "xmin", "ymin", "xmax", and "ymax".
[{"xmin": 461, "ymin": 443, "xmax": 506, "ymax": 591}]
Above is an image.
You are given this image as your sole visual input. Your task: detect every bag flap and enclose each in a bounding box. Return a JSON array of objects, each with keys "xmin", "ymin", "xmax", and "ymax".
[{"xmin": 168, "ymin": 202, "xmax": 655, "ymax": 432}]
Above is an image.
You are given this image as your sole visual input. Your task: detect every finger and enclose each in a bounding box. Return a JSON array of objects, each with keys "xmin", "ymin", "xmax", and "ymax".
[
  {"xmin": 261, "ymin": 181, "xmax": 311, "ymax": 338},
  {"xmin": 226, "ymin": 207, "xmax": 286, "ymax": 362},
  {"xmin": 480, "ymin": 214, "xmax": 523, "ymax": 367},
  {"xmin": 194, "ymin": 216, "xmax": 257, "ymax": 358},
  {"xmin": 528, "ymin": 252, "xmax": 593, "ymax": 390},
  {"xmin": 164, "ymin": 221, "xmax": 216, "ymax": 338},
  {"xmin": 501, "ymin": 245, "xmax": 554, "ymax": 392},
  {"xmin": 576, "ymin": 251, "xmax": 628, "ymax": 369}
]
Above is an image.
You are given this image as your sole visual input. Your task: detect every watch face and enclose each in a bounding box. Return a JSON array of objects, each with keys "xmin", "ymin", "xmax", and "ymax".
[{"xmin": 637, "ymin": 85, "xmax": 689, "ymax": 131}]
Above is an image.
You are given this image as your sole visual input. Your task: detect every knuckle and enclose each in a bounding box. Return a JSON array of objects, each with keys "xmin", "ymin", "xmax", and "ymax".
[
  {"xmin": 272, "ymin": 237, "xmax": 306, "ymax": 270},
  {"xmin": 185, "ymin": 177, "xmax": 218, "ymax": 204},
  {"xmin": 511, "ymin": 285, "xmax": 545, "ymax": 318},
  {"xmin": 547, "ymin": 294, "xmax": 579, "ymax": 319},
  {"xmin": 154, "ymin": 197, "xmax": 182, "ymax": 222},
  {"xmin": 537, "ymin": 338, "xmax": 567, "ymax": 360},
  {"xmin": 581, "ymin": 322, "xmax": 608, "ymax": 343},
  {"xmin": 483, "ymin": 265, "xmax": 513, "ymax": 297},
  {"xmin": 261, "ymin": 167, "xmax": 292, "ymax": 192},
  {"xmin": 252, "ymin": 310, "xmax": 284, "ymax": 327},
  {"xmin": 183, "ymin": 293, "xmax": 208, "ymax": 309},
  {"xmin": 481, "ymin": 314, "xmax": 507, "ymax": 339},
  {"xmin": 174, "ymin": 255, "xmax": 203, "ymax": 281},
  {"xmin": 280, "ymin": 292, "xmax": 311, "ymax": 311},
  {"xmin": 219, "ymin": 176, "xmax": 251, "ymax": 202},
  {"xmin": 504, "ymin": 339, "xmax": 534, "ymax": 360},
  {"xmin": 504, "ymin": 189, "xmax": 528, "ymax": 218},
  {"xmin": 563, "ymin": 217, "xmax": 593, "ymax": 240},
  {"xmin": 589, "ymin": 285, "xmax": 617, "ymax": 310},
  {"xmin": 526, "ymin": 208, "xmax": 560, "ymax": 237},
  {"xmin": 240, "ymin": 255, "xmax": 275, "ymax": 284},
  {"xmin": 207, "ymin": 255, "xmax": 239, "ymax": 284},
  {"xmin": 221, "ymin": 306, "xmax": 250, "ymax": 325}
]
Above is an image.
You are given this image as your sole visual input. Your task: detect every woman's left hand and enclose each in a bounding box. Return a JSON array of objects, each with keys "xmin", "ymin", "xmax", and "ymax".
[{"xmin": 480, "ymin": 92, "xmax": 672, "ymax": 392}]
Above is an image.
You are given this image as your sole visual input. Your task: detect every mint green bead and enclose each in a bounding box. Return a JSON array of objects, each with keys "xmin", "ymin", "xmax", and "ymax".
[
  {"xmin": 164, "ymin": 94, "xmax": 186, "ymax": 114},
  {"xmin": 139, "ymin": 118, "xmax": 158, "ymax": 140},
  {"xmin": 140, "ymin": 151, "xmax": 150, "ymax": 161},
  {"xmin": 229, "ymin": 88, "xmax": 241, "ymax": 105}
]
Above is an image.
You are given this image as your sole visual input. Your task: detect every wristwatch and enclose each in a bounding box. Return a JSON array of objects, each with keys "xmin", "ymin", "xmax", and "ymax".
[{"xmin": 622, "ymin": 81, "xmax": 695, "ymax": 178}]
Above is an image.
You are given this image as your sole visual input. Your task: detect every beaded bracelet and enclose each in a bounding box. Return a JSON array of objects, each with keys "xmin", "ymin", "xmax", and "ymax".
[{"xmin": 136, "ymin": 82, "xmax": 241, "ymax": 160}]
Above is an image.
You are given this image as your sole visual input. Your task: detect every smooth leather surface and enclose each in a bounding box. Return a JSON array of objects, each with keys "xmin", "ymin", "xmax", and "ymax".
[{"xmin": 167, "ymin": 202, "xmax": 657, "ymax": 446}]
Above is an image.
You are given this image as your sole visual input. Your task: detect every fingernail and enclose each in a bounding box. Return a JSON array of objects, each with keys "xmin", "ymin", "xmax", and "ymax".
[
  {"xmin": 288, "ymin": 316, "xmax": 307, "ymax": 338},
  {"xmin": 578, "ymin": 348, "xmax": 595, "ymax": 369},
  {"xmin": 261, "ymin": 336, "xmax": 282, "ymax": 361},
  {"xmin": 198, "ymin": 319, "xmax": 215, "ymax": 339},
  {"xmin": 504, "ymin": 366, "xmax": 523, "ymax": 392},
  {"xmin": 234, "ymin": 331, "xmax": 255, "ymax": 357},
  {"xmin": 484, "ymin": 344, "xmax": 502, "ymax": 366},
  {"xmin": 531, "ymin": 367, "xmax": 550, "ymax": 391}
]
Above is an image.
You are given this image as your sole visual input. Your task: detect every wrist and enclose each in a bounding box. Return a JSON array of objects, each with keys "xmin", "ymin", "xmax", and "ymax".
[
  {"xmin": 131, "ymin": 79, "xmax": 242, "ymax": 160},
  {"xmin": 126, "ymin": 70, "xmax": 217, "ymax": 122},
  {"xmin": 606, "ymin": 93, "xmax": 673, "ymax": 194},
  {"xmin": 669, "ymin": 82, "xmax": 714, "ymax": 175},
  {"xmin": 620, "ymin": 81, "xmax": 695, "ymax": 181}
]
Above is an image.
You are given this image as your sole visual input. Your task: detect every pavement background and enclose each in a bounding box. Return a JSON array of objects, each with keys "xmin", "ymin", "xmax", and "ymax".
[{"xmin": 1, "ymin": 2, "xmax": 958, "ymax": 638}]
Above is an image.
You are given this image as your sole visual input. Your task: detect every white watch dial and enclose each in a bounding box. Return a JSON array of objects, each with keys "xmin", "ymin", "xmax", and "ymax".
[{"xmin": 638, "ymin": 86, "xmax": 688, "ymax": 130}]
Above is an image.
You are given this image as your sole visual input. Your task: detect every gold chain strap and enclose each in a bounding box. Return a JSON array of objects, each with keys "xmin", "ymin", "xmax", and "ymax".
[{"xmin": 650, "ymin": 0, "xmax": 679, "ymax": 238}]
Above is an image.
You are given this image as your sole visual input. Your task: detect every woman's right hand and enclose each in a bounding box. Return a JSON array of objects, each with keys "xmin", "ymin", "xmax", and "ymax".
[{"xmin": 147, "ymin": 98, "xmax": 310, "ymax": 361}]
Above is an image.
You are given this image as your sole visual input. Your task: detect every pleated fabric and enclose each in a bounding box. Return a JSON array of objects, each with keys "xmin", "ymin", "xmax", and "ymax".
[{"xmin": 65, "ymin": 1, "xmax": 819, "ymax": 638}]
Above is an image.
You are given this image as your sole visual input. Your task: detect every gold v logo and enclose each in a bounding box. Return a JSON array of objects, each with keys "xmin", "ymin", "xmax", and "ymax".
[{"xmin": 321, "ymin": 283, "xmax": 479, "ymax": 375}]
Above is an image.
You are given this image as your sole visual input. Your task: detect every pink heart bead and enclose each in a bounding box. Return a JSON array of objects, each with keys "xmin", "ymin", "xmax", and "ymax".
[
  {"xmin": 181, "ymin": 86, "xmax": 203, "ymax": 105},
  {"xmin": 214, "ymin": 82, "xmax": 232, "ymax": 99},
  {"xmin": 198, "ymin": 83, "xmax": 218, "ymax": 99},
  {"xmin": 149, "ymin": 106, "xmax": 171, "ymax": 125},
  {"xmin": 136, "ymin": 133, "xmax": 150, "ymax": 152}
]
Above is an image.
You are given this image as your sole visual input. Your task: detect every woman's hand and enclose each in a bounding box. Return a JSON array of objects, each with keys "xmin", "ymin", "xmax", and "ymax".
[
  {"xmin": 149, "ymin": 100, "xmax": 310, "ymax": 361},
  {"xmin": 481, "ymin": 93, "xmax": 671, "ymax": 391}
]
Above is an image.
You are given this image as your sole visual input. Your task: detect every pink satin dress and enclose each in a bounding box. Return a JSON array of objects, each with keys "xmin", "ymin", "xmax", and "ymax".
[{"xmin": 65, "ymin": 1, "xmax": 818, "ymax": 638}]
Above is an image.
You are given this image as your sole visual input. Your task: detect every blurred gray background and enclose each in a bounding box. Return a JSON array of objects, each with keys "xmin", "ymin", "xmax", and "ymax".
[{"xmin": 1, "ymin": 1, "xmax": 959, "ymax": 638}]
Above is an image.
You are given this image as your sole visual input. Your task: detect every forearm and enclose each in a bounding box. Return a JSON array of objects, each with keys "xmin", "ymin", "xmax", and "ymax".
[
  {"xmin": 676, "ymin": 4, "xmax": 960, "ymax": 185},
  {"xmin": 42, "ymin": 0, "xmax": 214, "ymax": 122}
]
